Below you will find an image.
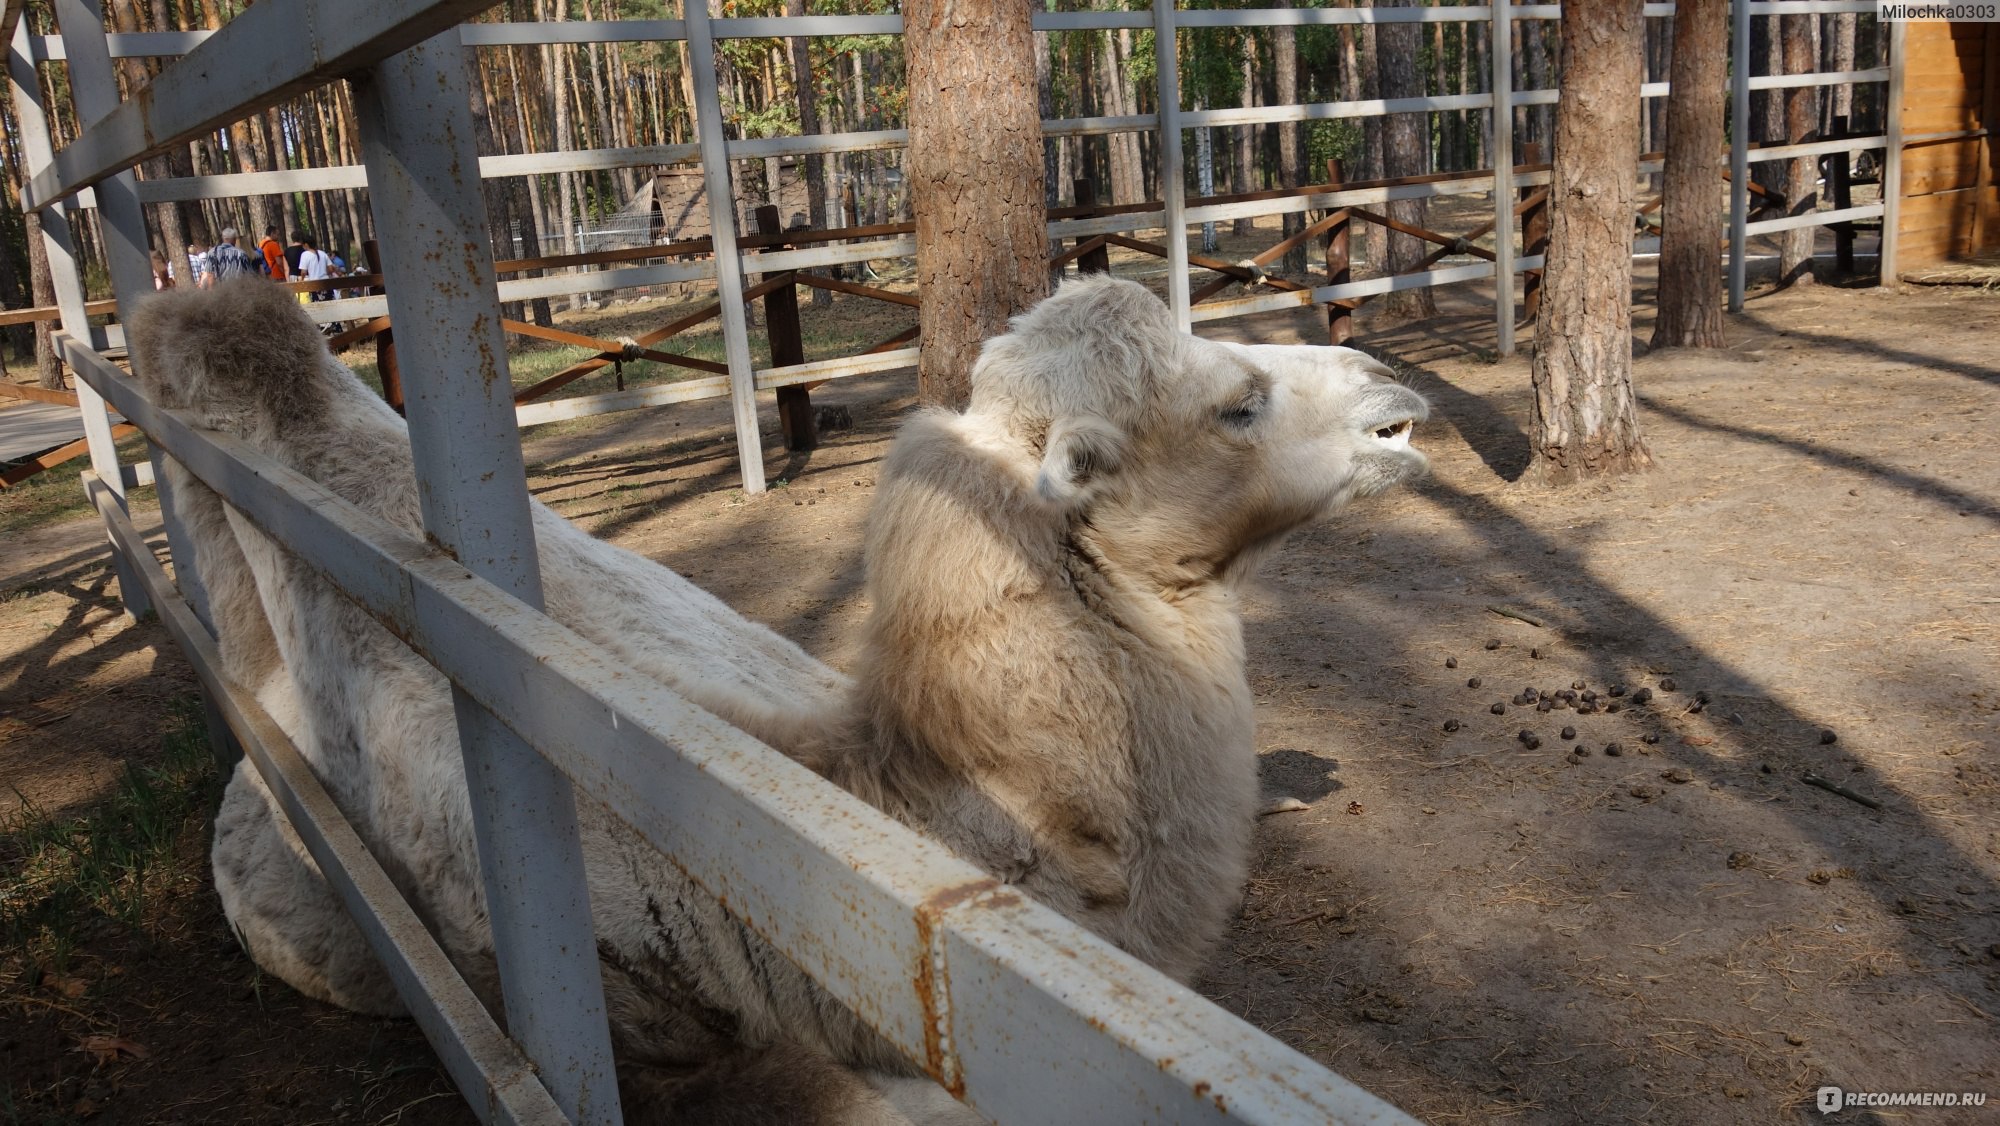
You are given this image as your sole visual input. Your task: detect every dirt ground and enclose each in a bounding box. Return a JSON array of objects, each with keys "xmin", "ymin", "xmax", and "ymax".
[{"xmin": 3, "ymin": 256, "xmax": 1997, "ymax": 1123}]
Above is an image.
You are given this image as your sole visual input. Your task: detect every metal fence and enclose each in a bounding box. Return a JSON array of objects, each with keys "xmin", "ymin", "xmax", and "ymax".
[
  {"xmin": 8, "ymin": 1, "xmax": 1904, "ymax": 1123},
  {"xmin": 16, "ymin": 1, "xmax": 1901, "ymax": 494}
]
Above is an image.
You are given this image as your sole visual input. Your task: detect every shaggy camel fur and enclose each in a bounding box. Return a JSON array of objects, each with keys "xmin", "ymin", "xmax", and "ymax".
[{"xmin": 128, "ymin": 274, "xmax": 1428, "ymax": 1124}]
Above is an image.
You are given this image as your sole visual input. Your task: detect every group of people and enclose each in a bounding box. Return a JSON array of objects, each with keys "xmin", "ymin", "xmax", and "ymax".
[
  {"xmin": 156, "ymin": 228, "xmax": 355, "ymax": 334},
  {"xmin": 169, "ymin": 227, "xmax": 351, "ymax": 300}
]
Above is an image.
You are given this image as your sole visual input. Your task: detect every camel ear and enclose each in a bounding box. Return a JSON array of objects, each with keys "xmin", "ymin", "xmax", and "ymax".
[{"xmin": 1036, "ymin": 415, "xmax": 1126, "ymax": 508}]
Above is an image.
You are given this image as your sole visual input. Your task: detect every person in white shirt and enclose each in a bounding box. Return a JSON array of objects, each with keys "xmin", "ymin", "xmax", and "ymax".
[{"xmin": 295, "ymin": 234, "xmax": 333, "ymax": 293}]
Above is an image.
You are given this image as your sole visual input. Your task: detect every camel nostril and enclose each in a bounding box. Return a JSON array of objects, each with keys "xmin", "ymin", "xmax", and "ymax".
[{"xmin": 1374, "ymin": 420, "xmax": 1413, "ymax": 441}]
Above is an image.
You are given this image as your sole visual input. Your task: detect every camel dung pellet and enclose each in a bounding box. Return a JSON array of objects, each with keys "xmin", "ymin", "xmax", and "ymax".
[
  {"xmin": 1566, "ymin": 752, "xmax": 1584, "ymax": 764},
  {"xmin": 1491, "ymin": 702, "xmax": 1507, "ymax": 715},
  {"xmin": 1572, "ymin": 680, "xmax": 1588, "ymax": 691},
  {"xmin": 1577, "ymin": 703, "xmax": 1598, "ymax": 716},
  {"xmin": 1445, "ymin": 656, "xmax": 1458, "ymax": 669},
  {"xmin": 1818, "ymin": 729, "xmax": 1838, "ymax": 745},
  {"xmin": 1485, "ymin": 638, "xmax": 1502, "ymax": 650},
  {"xmin": 1662, "ymin": 768, "xmax": 1695, "ymax": 784},
  {"xmin": 1604, "ymin": 743, "xmax": 1624, "ymax": 757},
  {"xmin": 1581, "ymin": 690, "xmax": 1598, "ymax": 703},
  {"xmin": 1605, "ymin": 702, "xmax": 1623, "ymax": 715},
  {"xmin": 1536, "ymin": 699, "xmax": 1553, "ymax": 713},
  {"xmin": 1573, "ymin": 743, "xmax": 1592, "ymax": 755},
  {"xmin": 1687, "ymin": 700, "xmax": 1705, "ymax": 715},
  {"xmin": 1530, "ymin": 647, "xmax": 1544, "ymax": 659},
  {"xmin": 1561, "ymin": 725, "xmax": 1577, "ymax": 741},
  {"xmin": 1660, "ymin": 677, "xmax": 1677, "ymax": 692},
  {"xmin": 1442, "ymin": 719, "xmax": 1461, "ymax": 733},
  {"xmin": 1608, "ymin": 684, "xmax": 1627, "ymax": 697},
  {"xmin": 1468, "ymin": 677, "xmax": 1482, "ymax": 689},
  {"xmin": 1695, "ymin": 690, "xmax": 1713, "ymax": 705},
  {"xmin": 1517, "ymin": 729, "xmax": 1540, "ymax": 748},
  {"xmin": 1642, "ymin": 733, "xmax": 1661, "ymax": 745},
  {"xmin": 1631, "ymin": 687, "xmax": 1654, "ymax": 705},
  {"xmin": 1728, "ymin": 712, "xmax": 1744, "ymax": 726}
]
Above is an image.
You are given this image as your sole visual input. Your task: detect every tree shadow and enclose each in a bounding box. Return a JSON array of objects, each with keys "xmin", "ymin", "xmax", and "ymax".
[
  {"xmin": 1639, "ymin": 395, "xmax": 2000, "ymax": 526},
  {"xmin": 1738, "ymin": 310, "xmax": 2000, "ymax": 391}
]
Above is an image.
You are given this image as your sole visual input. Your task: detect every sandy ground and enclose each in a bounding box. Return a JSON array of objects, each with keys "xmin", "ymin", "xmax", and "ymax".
[{"xmin": 3, "ymin": 260, "xmax": 1996, "ymax": 1123}]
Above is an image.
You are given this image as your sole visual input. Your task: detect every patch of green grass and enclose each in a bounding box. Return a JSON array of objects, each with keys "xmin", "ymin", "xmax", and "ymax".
[
  {"xmin": 0, "ymin": 433, "xmax": 154, "ymax": 537},
  {"xmin": 0, "ymin": 697, "xmax": 223, "ymax": 979}
]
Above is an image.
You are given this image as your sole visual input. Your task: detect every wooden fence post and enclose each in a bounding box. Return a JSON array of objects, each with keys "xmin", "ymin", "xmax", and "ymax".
[
  {"xmin": 756, "ymin": 204, "xmax": 814, "ymax": 452},
  {"xmin": 1324, "ymin": 158, "xmax": 1353, "ymax": 345},
  {"xmin": 1519, "ymin": 142, "xmax": 1550, "ymax": 326},
  {"xmin": 1073, "ymin": 176, "xmax": 1112, "ymax": 275},
  {"xmin": 1829, "ymin": 114, "xmax": 1855, "ymax": 274},
  {"xmin": 363, "ymin": 239, "xmax": 403, "ymax": 413}
]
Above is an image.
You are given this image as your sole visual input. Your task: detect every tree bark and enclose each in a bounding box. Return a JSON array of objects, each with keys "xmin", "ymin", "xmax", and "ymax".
[
  {"xmin": 1652, "ymin": 0, "xmax": 1727, "ymax": 349},
  {"xmin": 1101, "ymin": 30, "xmax": 1143, "ymax": 204},
  {"xmin": 788, "ymin": 0, "xmax": 832, "ymax": 306},
  {"xmin": 1529, "ymin": 0, "xmax": 1652, "ymax": 484},
  {"xmin": 1778, "ymin": 13, "xmax": 1819, "ymax": 286},
  {"xmin": 1274, "ymin": 6, "xmax": 1304, "ymax": 272},
  {"xmin": 25, "ymin": 210, "xmax": 61, "ymax": 388},
  {"xmin": 1377, "ymin": 0, "xmax": 1436, "ymax": 319},
  {"xmin": 1233, "ymin": 31, "xmax": 1258, "ymax": 237},
  {"xmin": 904, "ymin": 0, "xmax": 1047, "ymax": 409}
]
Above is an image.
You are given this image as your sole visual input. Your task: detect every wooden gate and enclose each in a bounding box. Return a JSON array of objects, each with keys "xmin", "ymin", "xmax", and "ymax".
[{"xmin": 1897, "ymin": 19, "xmax": 2000, "ymax": 269}]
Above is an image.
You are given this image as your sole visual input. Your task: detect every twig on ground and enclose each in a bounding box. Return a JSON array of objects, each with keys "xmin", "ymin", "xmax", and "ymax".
[
  {"xmin": 1485, "ymin": 604, "xmax": 1547, "ymax": 628},
  {"xmin": 1801, "ymin": 773, "xmax": 1883, "ymax": 810}
]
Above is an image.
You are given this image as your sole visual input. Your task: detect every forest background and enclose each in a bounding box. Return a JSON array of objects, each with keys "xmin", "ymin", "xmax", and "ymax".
[{"xmin": 0, "ymin": 0, "xmax": 1884, "ymax": 385}]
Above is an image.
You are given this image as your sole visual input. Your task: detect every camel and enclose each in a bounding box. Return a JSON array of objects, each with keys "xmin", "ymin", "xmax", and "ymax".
[{"xmin": 127, "ymin": 274, "xmax": 1428, "ymax": 1124}]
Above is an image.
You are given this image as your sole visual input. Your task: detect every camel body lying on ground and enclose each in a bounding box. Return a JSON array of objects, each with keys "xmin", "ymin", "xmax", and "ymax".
[{"xmin": 128, "ymin": 275, "xmax": 1428, "ymax": 1124}]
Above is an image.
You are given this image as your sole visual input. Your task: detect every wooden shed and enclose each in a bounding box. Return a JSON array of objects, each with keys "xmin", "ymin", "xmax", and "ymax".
[{"xmin": 1897, "ymin": 19, "xmax": 2000, "ymax": 270}]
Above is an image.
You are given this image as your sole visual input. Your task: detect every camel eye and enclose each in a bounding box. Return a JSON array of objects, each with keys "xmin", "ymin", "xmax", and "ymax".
[{"xmin": 1218, "ymin": 398, "xmax": 1261, "ymax": 427}]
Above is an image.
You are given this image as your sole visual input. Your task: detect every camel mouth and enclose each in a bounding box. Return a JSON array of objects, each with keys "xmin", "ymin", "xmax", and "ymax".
[{"xmin": 1370, "ymin": 417, "xmax": 1417, "ymax": 448}]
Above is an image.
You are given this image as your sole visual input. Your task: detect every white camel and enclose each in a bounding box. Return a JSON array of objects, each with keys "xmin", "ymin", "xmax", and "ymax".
[{"xmin": 127, "ymin": 274, "xmax": 1428, "ymax": 1124}]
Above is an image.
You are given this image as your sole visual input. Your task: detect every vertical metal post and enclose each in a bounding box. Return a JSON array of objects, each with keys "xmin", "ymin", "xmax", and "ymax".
[
  {"xmin": 1492, "ymin": 0, "xmax": 1517, "ymax": 355},
  {"xmin": 686, "ymin": 0, "xmax": 768, "ymax": 494},
  {"xmin": 59, "ymin": 0, "xmax": 220, "ymax": 752},
  {"xmin": 1153, "ymin": 0, "xmax": 1191, "ymax": 333},
  {"xmin": 1728, "ymin": 0, "xmax": 1752, "ymax": 310},
  {"xmin": 26, "ymin": 6, "xmax": 149, "ymax": 618},
  {"xmin": 1880, "ymin": 18, "xmax": 1905, "ymax": 286},
  {"xmin": 351, "ymin": 32, "xmax": 621, "ymax": 1125}
]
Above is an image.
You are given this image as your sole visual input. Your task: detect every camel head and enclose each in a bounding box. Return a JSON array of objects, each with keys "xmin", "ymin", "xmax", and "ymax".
[{"xmin": 967, "ymin": 274, "xmax": 1429, "ymax": 586}]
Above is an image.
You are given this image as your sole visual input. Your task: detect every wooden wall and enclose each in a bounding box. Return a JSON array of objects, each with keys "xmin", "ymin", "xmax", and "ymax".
[{"xmin": 1898, "ymin": 19, "xmax": 2000, "ymax": 267}]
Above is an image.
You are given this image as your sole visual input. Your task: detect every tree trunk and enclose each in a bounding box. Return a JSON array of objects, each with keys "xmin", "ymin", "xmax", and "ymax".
[
  {"xmin": 1101, "ymin": 30, "xmax": 1143, "ymax": 205},
  {"xmin": 1196, "ymin": 108, "xmax": 1218, "ymax": 252},
  {"xmin": 1778, "ymin": 13, "xmax": 1819, "ymax": 286},
  {"xmin": 904, "ymin": 0, "xmax": 1047, "ymax": 409},
  {"xmin": 1274, "ymin": 7, "xmax": 1304, "ymax": 272},
  {"xmin": 1233, "ymin": 31, "xmax": 1258, "ymax": 237},
  {"xmin": 25, "ymin": 209, "xmax": 61, "ymax": 388},
  {"xmin": 1653, "ymin": 0, "xmax": 1727, "ymax": 349},
  {"xmin": 788, "ymin": 0, "xmax": 832, "ymax": 306},
  {"xmin": 1830, "ymin": 12, "xmax": 1856, "ymax": 120},
  {"xmin": 1529, "ymin": 0, "xmax": 1652, "ymax": 484},
  {"xmin": 1377, "ymin": 0, "xmax": 1436, "ymax": 319}
]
